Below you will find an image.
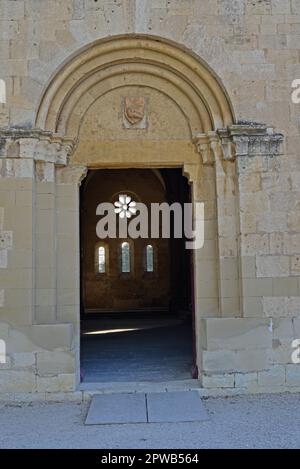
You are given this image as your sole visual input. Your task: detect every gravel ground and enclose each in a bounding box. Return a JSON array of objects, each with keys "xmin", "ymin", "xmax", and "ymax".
[{"xmin": 0, "ymin": 393, "xmax": 299, "ymax": 449}]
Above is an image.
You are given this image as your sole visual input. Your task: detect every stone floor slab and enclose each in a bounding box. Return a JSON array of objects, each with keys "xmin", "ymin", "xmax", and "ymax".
[
  {"xmin": 85, "ymin": 393, "xmax": 147, "ymax": 425},
  {"xmin": 146, "ymin": 391, "xmax": 209, "ymax": 423},
  {"xmin": 81, "ymin": 319, "xmax": 192, "ymax": 383}
]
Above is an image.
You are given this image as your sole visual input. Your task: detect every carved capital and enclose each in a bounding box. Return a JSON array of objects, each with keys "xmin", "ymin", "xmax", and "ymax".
[
  {"xmin": 0, "ymin": 128, "xmax": 75, "ymax": 166},
  {"xmin": 227, "ymin": 123, "xmax": 284, "ymax": 158},
  {"xmin": 192, "ymin": 123, "xmax": 284, "ymax": 170},
  {"xmin": 193, "ymin": 133, "xmax": 214, "ymax": 165},
  {"xmin": 215, "ymin": 129, "xmax": 236, "ymax": 161},
  {"xmin": 207, "ymin": 131, "xmax": 225, "ymax": 162},
  {"xmin": 182, "ymin": 163, "xmax": 201, "ymax": 184},
  {"xmin": 56, "ymin": 165, "xmax": 87, "ymax": 185}
]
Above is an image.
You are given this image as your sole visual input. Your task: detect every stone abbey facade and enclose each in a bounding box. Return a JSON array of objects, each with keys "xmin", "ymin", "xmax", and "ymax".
[{"xmin": 0, "ymin": 0, "xmax": 300, "ymax": 399}]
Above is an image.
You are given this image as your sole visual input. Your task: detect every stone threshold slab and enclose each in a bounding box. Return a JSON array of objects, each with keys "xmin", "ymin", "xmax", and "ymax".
[
  {"xmin": 85, "ymin": 391, "xmax": 209, "ymax": 425},
  {"xmin": 85, "ymin": 393, "xmax": 147, "ymax": 425},
  {"xmin": 80, "ymin": 379, "xmax": 201, "ymax": 393}
]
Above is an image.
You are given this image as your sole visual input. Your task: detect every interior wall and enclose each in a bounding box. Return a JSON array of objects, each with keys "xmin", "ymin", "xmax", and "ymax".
[
  {"xmin": 80, "ymin": 167, "xmax": 193, "ymax": 314},
  {"xmin": 80, "ymin": 168, "xmax": 171, "ymax": 312}
]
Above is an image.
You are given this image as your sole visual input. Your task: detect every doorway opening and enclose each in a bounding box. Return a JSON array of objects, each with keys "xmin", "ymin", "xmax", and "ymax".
[{"xmin": 80, "ymin": 168, "xmax": 196, "ymax": 383}]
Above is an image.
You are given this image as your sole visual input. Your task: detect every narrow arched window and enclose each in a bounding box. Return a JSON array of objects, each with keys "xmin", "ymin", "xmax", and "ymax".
[
  {"xmin": 121, "ymin": 242, "xmax": 130, "ymax": 273},
  {"xmin": 145, "ymin": 244, "xmax": 154, "ymax": 272},
  {"xmin": 98, "ymin": 246, "xmax": 106, "ymax": 273}
]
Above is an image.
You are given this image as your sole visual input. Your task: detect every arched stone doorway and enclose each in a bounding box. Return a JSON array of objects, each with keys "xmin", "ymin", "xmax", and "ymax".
[
  {"xmin": 34, "ymin": 34, "xmax": 238, "ymax": 386},
  {"xmin": 80, "ymin": 167, "xmax": 194, "ymax": 382},
  {"xmin": 0, "ymin": 33, "xmax": 284, "ymax": 394}
]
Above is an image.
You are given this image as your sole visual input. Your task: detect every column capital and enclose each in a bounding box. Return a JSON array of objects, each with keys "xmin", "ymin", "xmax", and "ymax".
[
  {"xmin": 0, "ymin": 128, "xmax": 75, "ymax": 166},
  {"xmin": 193, "ymin": 131, "xmax": 236, "ymax": 164},
  {"xmin": 192, "ymin": 133, "xmax": 214, "ymax": 166},
  {"xmin": 56, "ymin": 164, "xmax": 88, "ymax": 185},
  {"xmin": 225, "ymin": 122, "xmax": 284, "ymax": 158},
  {"xmin": 192, "ymin": 123, "xmax": 284, "ymax": 164}
]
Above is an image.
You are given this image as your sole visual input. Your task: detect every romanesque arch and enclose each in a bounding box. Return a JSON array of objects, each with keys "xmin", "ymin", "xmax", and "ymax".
[
  {"xmin": 36, "ymin": 34, "xmax": 235, "ymax": 138},
  {"xmin": 33, "ymin": 36, "xmax": 241, "ymax": 378},
  {"xmin": 0, "ymin": 29, "xmax": 288, "ymax": 395}
]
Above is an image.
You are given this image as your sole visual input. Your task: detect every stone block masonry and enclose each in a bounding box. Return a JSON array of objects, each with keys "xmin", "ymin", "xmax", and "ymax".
[{"xmin": 0, "ymin": 1, "xmax": 299, "ymax": 398}]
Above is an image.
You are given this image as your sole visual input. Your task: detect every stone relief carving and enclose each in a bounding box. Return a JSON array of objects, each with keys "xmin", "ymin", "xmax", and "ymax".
[
  {"xmin": 193, "ymin": 123, "xmax": 284, "ymax": 165},
  {"xmin": 228, "ymin": 124, "xmax": 284, "ymax": 158},
  {"xmin": 123, "ymin": 97, "xmax": 147, "ymax": 129},
  {"xmin": 0, "ymin": 129, "xmax": 75, "ymax": 180},
  {"xmin": 0, "ymin": 129, "xmax": 74, "ymax": 165},
  {"xmin": 55, "ymin": 165, "xmax": 88, "ymax": 185},
  {"xmin": 0, "ymin": 123, "xmax": 283, "ymax": 179}
]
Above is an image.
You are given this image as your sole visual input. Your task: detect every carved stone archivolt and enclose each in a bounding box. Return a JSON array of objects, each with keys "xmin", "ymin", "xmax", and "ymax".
[{"xmin": 36, "ymin": 36, "xmax": 235, "ymax": 138}]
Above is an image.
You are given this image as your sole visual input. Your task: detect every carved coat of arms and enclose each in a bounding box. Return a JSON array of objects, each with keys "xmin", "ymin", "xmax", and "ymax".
[{"xmin": 124, "ymin": 97, "xmax": 146, "ymax": 127}]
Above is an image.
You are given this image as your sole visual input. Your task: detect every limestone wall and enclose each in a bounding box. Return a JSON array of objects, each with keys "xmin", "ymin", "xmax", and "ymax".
[{"xmin": 0, "ymin": 1, "xmax": 299, "ymax": 397}]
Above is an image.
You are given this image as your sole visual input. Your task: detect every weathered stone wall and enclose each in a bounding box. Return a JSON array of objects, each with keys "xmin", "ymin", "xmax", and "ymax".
[
  {"xmin": 0, "ymin": 0, "xmax": 299, "ymax": 133},
  {"xmin": 0, "ymin": 132, "xmax": 76, "ymax": 394},
  {"xmin": 0, "ymin": 0, "xmax": 299, "ymax": 397}
]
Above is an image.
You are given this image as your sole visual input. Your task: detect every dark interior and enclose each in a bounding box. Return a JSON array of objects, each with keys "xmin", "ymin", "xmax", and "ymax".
[{"xmin": 80, "ymin": 168, "xmax": 195, "ymax": 382}]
